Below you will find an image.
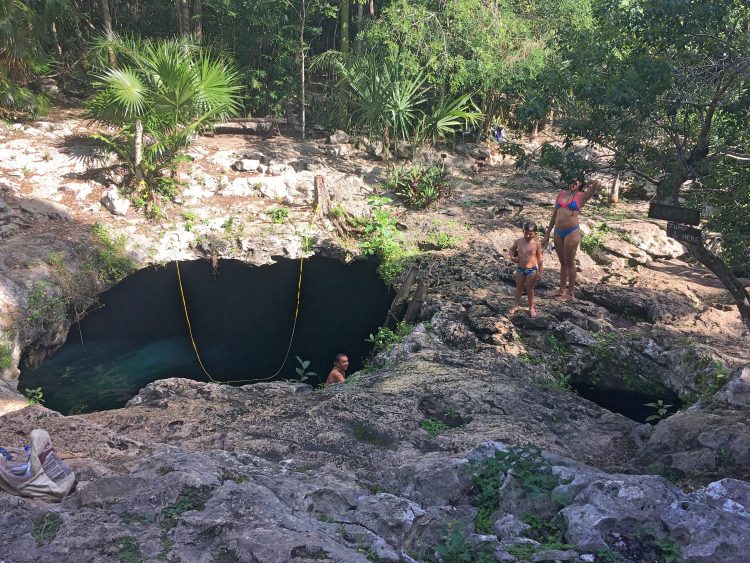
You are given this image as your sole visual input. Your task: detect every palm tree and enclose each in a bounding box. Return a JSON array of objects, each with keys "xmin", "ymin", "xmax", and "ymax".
[{"xmin": 87, "ymin": 36, "xmax": 242, "ymax": 214}]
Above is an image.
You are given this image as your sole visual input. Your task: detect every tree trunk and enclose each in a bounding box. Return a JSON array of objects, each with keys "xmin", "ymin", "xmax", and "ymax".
[
  {"xmin": 134, "ymin": 119, "xmax": 144, "ymax": 183},
  {"xmin": 610, "ymin": 172, "xmax": 620, "ymax": 204},
  {"xmin": 337, "ymin": 0, "xmax": 349, "ymax": 130},
  {"xmin": 658, "ymin": 168, "xmax": 750, "ymax": 330},
  {"xmin": 300, "ymin": 5, "xmax": 306, "ymax": 139},
  {"xmin": 684, "ymin": 242, "xmax": 750, "ymax": 330},
  {"xmin": 192, "ymin": 0, "xmax": 203, "ymax": 39},
  {"xmin": 178, "ymin": 0, "xmax": 191, "ymax": 36},
  {"xmin": 313, "ymin": 175, "xmax": 330, "ymax": 219},
  {"xmin": 100, "ymin": 0, "xmax": 116, "ymax": 67},
  {"xmin": 355, "ymin": 2, "xmax": 363, "ymax": 53}
]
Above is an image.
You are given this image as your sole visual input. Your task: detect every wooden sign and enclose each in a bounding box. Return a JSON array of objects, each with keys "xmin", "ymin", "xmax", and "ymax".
[
  {"xmin": 667, "ymin": 221, "xmax": 702, "ymax": 245},
  {"xmin": 648, "ymin": 203, "xmax": 700, "ymax": 226}
]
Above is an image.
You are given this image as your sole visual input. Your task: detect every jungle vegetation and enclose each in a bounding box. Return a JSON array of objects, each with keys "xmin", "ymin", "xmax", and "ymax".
[{"xmin": 1, "ymin": 0, "xmax": 748, "ymax": 326}]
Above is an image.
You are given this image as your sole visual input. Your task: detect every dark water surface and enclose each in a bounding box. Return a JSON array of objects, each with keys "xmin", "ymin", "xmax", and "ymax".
[
  {"xmin": 571, "ymin": 383, "xmax": 681, "ymax": 424},
  {"xmin": 20, "ymin": 258, "xmax": 393, "ymax": 414}
]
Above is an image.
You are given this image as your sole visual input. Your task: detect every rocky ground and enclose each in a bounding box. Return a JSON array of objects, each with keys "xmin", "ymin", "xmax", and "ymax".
[{"xmin": 0, "ymin": 110, "xmax": 749, "ymax": 562}]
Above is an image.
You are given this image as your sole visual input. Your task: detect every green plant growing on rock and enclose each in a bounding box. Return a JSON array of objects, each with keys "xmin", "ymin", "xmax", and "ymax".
[
  {"xmin": 365, "ymin": 322, "xmax": 414, "ymax": 354},
  {"xmin": 428, "ymin": 519, "xmax": 493, "ymax": 562},
  {"xmin": 644, "ymin": 400, "xmax": 673, "ymax": 422},
  {"xmin": 716, "ymin": 446, "xmax": 735, "ymax": 467},
  {"xmin": 470, "ymin": 445, "xmax": 567, "ymax": 534},
  {"xmin": 267, "ymin": 207, "xmax": 289, "ymax": 224},
  {"xmin": 388, "ymin": 164, "xmax": 451, "ymax": 209},
  {"xmin": 0, "ymin": 341, "xmax": 12, "ymax": 369},
  {"xmin": 420, "ymin": 417, "xmax": 450, "ymax": 437},
  {"xmin": 24, "ymin": 280, "xmax": 67, "ymax": 336},
  {"xmin": 32, "ymin": 513, "xmax": 61, "ymax": 546},
  {"xmin": 88, "ymin": 223, "xmax": 136, "ymax": 286},
  {"xmin": 422, "ymin": 231, "xmax": 461, "ymax": 250},
  {"xmin": 24, "ymin": 387, "xmax": 44, "ymax": 405},
  {"xmin": 113, "ymin": 536, "xmax": 141, "ymax": 563},
  {"xmin": 159, "ymin": 486, "xmax": 212, "ymax": 529},
  {"xmin": 295, "ymin": 356, "xmax": 316, "ymax": 383},
  {"xmin": 358, "ymin": 196, "xmax": 415, "ymax": 285}
]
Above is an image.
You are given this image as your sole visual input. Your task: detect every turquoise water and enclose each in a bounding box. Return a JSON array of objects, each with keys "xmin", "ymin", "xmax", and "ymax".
[{"xmin": 20, "ymin": 258, "xmax": 393, "ymax": 414}]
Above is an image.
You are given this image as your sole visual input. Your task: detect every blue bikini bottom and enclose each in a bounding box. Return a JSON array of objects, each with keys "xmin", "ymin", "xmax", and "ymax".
[
  {"xmin": 517, "ymin": 265, "xmax": 539, "ymax": 276},
  {"xmin": 555, "ymin": 225, "xmax": 580, "ymax": 239}
]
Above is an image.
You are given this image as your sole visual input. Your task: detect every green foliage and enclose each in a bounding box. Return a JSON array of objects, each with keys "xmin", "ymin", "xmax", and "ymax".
[
  {"xmin": 294, "ymin": 356, "xmax": 316, "ymax": 383},
  {"xmin": 24, "ymin": 281, "xmax": 66, "ymax": 334},
  {"xmin": 87, "ymin": 36, "xmax": 241, "ymax": 214},
  {"xmin": 267, "ymin": 207, "xmax": 289, "ymax": 224},
  {"xmin": 470, "ymin": 445, "xmax": 564, "ymax": 534},
  {"xmin": 358, "ymin": 196, "xmax": 415, "ymax": 285},
  {"xmin": 32, "ymin": 513, "xmax": 61, "ymax": 546},
  {"xmin": 88, "ymin": 223, "xmax": 136, "ymax": 286},
  {"xmin": 560, "ymin": 0, "xmax": 750, "ymax": 292},
  {"xmin": 159, "ymin": 487, "xmax": 212, "ymax": 529},
  {"xmin": 387, "ymin": 164, "xmax": 451, "ymax": 210},
  {"xmin": 682, "ymin": 355, "xmax": 728, "ymax": 405},
  {"xmin": 580, "ymin": 224, "xmax": 610, "ymax": 255},
  {"xmin": 0, "ymin": 341, "xmax": 12, "ymax": 370},
  {"xmin": 428, "ymin": 520, "xmax": 493, "ymax": 563},
  {"xmin": 716, "ymin": 446, "xmax": 736, "ymax": 467},
  {"xmin": 113, "ymin": 536, "xmax": 141, "ymax": 563},
  {"xmin": 422, "ymin": 231, "xmax": 462, "ymax": 250},
  {"xmin": 365, "ymin": 322, "xmax": 414, "ymax": 354},
  {"xmin": 644, "ymin": 400, "xmax": 673, "ymax": 423},
  {"xmin": 596, "ymin": 549, "xmax": 622, "ymax": 563},
  {"xmin": 505, "ymin": 538, "xmax": 576, "ymax": 562},
  {"xmin": 653, "ymin": 536, "xmax": 682, "ymax": 563},
  {"xmin": 420, "ymin": 418, "xmax": 450, "ymax": 437},
  {"xmin": 24, "ymin": 387, "xmax": 45, "ymax": 405}
]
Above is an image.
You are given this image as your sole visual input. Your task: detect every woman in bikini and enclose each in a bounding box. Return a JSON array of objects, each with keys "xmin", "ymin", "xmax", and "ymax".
[{"xmin": 541, "ymin": 176, "xmax": 601, "ymax": 301}]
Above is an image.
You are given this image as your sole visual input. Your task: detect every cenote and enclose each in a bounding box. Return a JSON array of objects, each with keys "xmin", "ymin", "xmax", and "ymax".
[
  {"xmin": 20, "ymin": 257, "xmax": 394, "ymax": 415},
  {"xmin": 571, "ymin": 383, "xmax": 682, "ymax": 424}
]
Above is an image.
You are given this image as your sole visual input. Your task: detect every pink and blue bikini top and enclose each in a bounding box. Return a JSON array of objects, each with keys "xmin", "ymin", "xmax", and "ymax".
[{"xmin": 556, "ymin": 191, "xmax": 582, "ymax": 211}]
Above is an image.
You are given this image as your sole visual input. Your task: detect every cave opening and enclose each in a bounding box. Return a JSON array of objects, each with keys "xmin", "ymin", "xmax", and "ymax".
[
  {"xmin": 571, "ymin": 382, "xmax": 682, "ymax": 424},
  {"xmin": 19, "ymin": 257, "xmax": 394, "ymax": 415}
]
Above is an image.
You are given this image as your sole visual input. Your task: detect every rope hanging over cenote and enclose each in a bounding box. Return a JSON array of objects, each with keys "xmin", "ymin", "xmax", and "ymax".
[{"xmin": 175, "ymin": 206, "xmax": 317, "ymax": 384}]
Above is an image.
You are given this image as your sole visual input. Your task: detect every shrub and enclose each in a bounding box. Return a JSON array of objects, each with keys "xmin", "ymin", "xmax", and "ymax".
[
  {"xmin": 24, "ymin": 281, "xmax": 67, "ymax": 334},
  {"xmin": 387, "ymin": 164, "xmax": 451, "ymax": 209},
  {"xmin": 358, "ymin": 196, "xmax": 416, "ymax": 285},
  {"xmin": 0, "ymin": 342, "xmax": 12, "ymax": 370},
  {"xmin": 88, "ymin": 223, "xmax": 136, "ymax": 285},
  {"xmin": 267, "ymin": 207, "xmax": 289, "ymax": 224}
]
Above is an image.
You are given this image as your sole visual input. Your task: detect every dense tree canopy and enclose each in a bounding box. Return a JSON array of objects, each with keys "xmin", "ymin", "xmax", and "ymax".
[{"xmin": 557, "ymin": 0, "xmax": 750, "ymax": 326}]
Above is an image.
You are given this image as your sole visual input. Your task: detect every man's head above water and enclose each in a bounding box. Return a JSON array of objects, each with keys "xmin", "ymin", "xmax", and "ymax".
[{"xmin": 334, "ymin": 353, "xmax": 349, "ymax": 372}]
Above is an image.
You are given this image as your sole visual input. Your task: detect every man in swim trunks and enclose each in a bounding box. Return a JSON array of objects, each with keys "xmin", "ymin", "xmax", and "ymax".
[
  {"xmin": 508, "ymin": 221, "xmax": 544, "ymax": 317},
  {"xmin": 542, "ymin": 176, "xmax": 601, "ymax": 301},
  {"xmin": 325, "ymin": 354, "xmax": 349, "ymax": 386}
]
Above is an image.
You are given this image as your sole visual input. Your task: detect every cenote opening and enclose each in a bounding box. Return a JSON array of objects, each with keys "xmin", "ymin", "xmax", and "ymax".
[
  {"xmin": 571, "ymin": 383, "xmax": 682, "ymax": 424},
  {"xmin": 20, "ymin": 257, "xmax": 394, "ymax": 415}
]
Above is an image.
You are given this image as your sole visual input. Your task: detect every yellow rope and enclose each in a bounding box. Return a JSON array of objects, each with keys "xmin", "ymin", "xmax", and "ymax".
[
  {"xmin": 176, "ymin": 205, "xmax": 317, "ymax": 384},
  {"xmin": 176, "ymin": 255, "xmax": 304, "ymax": 384}
]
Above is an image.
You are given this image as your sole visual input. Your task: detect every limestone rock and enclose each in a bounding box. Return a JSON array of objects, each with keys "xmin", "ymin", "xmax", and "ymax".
[
  {"xmin": 714, "ymin": 366, "xmax": 750, "ymax": 408},
  {"xmin": 233, "ymin": 158, "xmax": 261, "ymax": 172},
  {"xmin": 561, "ymin": 473, "xmax": 750, "ymax": 561},
  {"xmin": 328, "ymin": 130, "xmax": 350, "ymax": 144},
  {"xmin": 266, "ymin": 162, "xmax": 295, "ymax": 176},
  {"xmin": 100, "ymin": 187, "xmax": 130, "ymax": 216}
]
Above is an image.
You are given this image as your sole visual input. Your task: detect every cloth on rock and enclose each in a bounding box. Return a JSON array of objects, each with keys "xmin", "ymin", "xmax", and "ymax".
[{"xmin": 0, "ymin": 429, "xmax": 75, "ymax": 502}]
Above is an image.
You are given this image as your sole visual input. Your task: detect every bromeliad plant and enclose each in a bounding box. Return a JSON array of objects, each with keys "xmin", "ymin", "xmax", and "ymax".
[
  {"xmin": 87, "ymin": 35, "xmax": 242, "ymax": 215},
  {"xmin": 387, "ymin": 164, "xmax": 450, "ymax": 209}
]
